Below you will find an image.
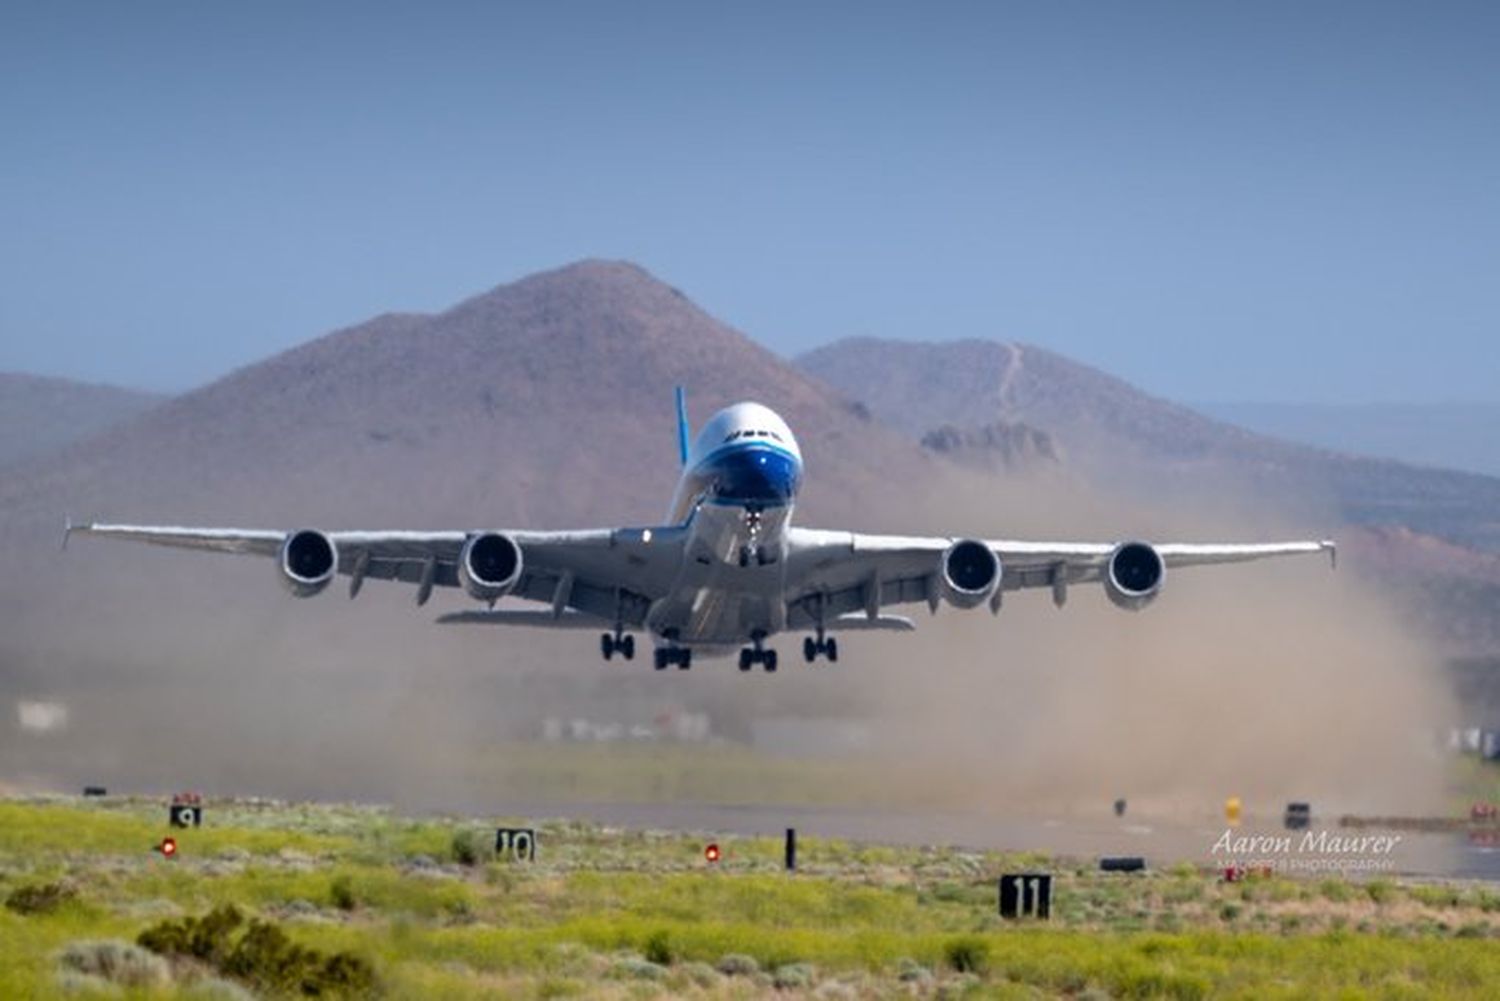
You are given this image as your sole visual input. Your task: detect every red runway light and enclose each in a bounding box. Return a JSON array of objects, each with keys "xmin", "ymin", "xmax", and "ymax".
[
  {"xmin": 159, "ymin": 837, "xmax": 178, "ymax": 858},
  {"xmin": 704, "ymin": 842, "xmax": 721, "ymax": 863}
]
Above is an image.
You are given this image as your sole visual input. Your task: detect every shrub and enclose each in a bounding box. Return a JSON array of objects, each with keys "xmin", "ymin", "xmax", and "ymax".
[
  {"xmin": 942, "ymin": 935, "xmax": 991, "ymax": 975},
  {"xmin": 897, "ymin": 957, "xmax": 933, "ymax": 983},
  {"xmin": 57, "ymin": 939, "xmax": 171, "ymax": 988},
  {"xmin": 717, "ymin": 953, "xmax": 760, "ymax": 976},
  {"xmin": 679, "ymin": 961, "xmax": 721, "ymax": 987},
  {"xmin": 1365, "ymin": 879, "xmax": 1397, "ymax": 905},
  {"xmin": 609, "ymin": 956, "xmax": 666, "ymax": 981},
  {"xmin": 138, "ymin": 906, "xmax": 377, "ymax": 997},
  {"xmin": 773, "ymin": 962, "xmax": 816, "ymax": 989},
  {"xmin": 450, "ymin": 829, "xmax": 484, "ymax": 867},
  {"xmin": 643, "ymin": 929, "xmax": 674, "ymax": 966},
  {"xmin": 1410, "ymin": 884, "xmax": 1461, "ymax": 908},
  {"xmin": 138, "ymin": 904, "xmax": 245, "ymax": 966},
  {"xmin": 6, "ymin": 880, "xmax": 77, "ymax": 915},
  {"xmin": 330, "ymin": 875, "xmax": 358, "ymax": 912},
  {"xmin": 1318, "ymin": 879, "xmax": 1353, "ymax": 903}
]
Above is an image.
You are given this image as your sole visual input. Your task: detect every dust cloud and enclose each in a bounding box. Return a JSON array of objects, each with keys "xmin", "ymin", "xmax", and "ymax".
[
  {"xmin": 824, "ymin": 464, "xmax": 1456, "ymax": 820},
  {"xmin": 0, "ymin": 461, "xmax": 1455, "ymax": 824}
]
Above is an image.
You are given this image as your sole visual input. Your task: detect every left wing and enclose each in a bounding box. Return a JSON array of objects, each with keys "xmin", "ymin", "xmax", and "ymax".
[
  {"xmin": 65, "ymin": 521, "xmax": 685, "ymax": 630},
  {"xmin": 782, "ymin": 528, "xmax": 1335, "ymax": 629}
]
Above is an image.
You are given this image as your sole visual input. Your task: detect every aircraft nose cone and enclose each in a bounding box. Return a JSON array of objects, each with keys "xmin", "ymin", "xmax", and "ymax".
[{"xmin": 711, "ymin": 445, "xmax": 800, "ymax": 504}]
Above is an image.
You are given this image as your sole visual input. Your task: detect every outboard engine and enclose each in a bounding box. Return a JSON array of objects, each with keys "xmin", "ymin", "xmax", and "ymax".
[
  {"xmin": 279, "ymin": 529, "xmax": 337, "ymax": 597},
  {"xmin": 939, "ymin": 539, "xmax": 1002, "ymax": 609},
  {"xmin": 1104, "ymin": 541, "xmax": 1165, "ymax": 611},
  {"xmin": 458, "ymin": 532, "xmax": 523, "ymax": 603}
]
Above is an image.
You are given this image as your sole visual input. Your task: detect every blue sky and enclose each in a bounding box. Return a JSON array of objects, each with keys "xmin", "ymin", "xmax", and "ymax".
[{"xmin": 3, "ymin": 2, "xmax": 1497, "ymax": 403}]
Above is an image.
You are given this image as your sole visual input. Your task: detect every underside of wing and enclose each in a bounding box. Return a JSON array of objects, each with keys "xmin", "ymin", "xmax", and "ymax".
[
  {"xmin": 67, "ymin": 520, "xmax": 686, "ymax": 629},
  {"xmin": 783, "ymin": 527, "xmax": 1335, "ymax": 625}
]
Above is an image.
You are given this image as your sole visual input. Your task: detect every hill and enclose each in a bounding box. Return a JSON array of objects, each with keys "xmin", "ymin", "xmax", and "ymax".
[
  {"xmin": 0, "ymin": 373, "xmax": 161, "ymax": 468},
  {"xmin": 1198, "ymin": 401, "xmax": 1500, "ymax": 479},
  {"xmin": 798, "ymin": 338, "xmax": 1500, "ymax": 553}
]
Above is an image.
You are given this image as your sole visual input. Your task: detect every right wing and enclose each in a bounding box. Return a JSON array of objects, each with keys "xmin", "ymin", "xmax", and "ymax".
[
  {"xmin": 782, "ymin": 528, "xmax": 1335, "ymax": 628},
  {"xmin": 66, "ymin": 521, "xmax": 686, "ymax": 630}
]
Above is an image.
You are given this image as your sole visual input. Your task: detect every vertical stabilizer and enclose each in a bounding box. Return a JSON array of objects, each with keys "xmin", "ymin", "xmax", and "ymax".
[{"xmin": 675, "ymin": 386, "xmax": 690, "ymax": 467}]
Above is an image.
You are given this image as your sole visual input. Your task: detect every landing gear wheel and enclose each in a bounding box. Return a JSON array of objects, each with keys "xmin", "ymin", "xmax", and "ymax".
[
  {"xmin": 677, "ymin": 649, "xmax": 692, "ymax": 670},
  {"xmin": 825, "ymin": 637, "xmax": 838, "ymax": 663},
  {"xmin": 653, "ymin": 649, "xmax": 669, "ymax": 671},
  {"xmin": 620, "ymin": 635, "xmax": 635, "ymax": 660},
  {"xmin": 739, "ymin": 649, "xmax": 752, "ymax": 672},
  {"xmin": 803, "ymin": 637, "xmax": 817, "ymax": 663},
  {"xmin": 763, "ymin": 650, "xmax": 778, "ymax": 673},
  {"xmin": 601, "ymin": 633, "xmax": 614, "ymax": 661}
]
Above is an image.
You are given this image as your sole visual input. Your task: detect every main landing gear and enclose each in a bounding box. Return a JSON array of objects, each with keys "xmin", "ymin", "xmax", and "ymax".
[
  {"xmin": 600, "ymin": 631, "xmax": 635, "ymax": 661},
  {"xmin": 803, "ymin": 633, "xmax": 838, "ymax": 663},
  {"xmin": 739, "ymin": 632, "xmax": 778, "ymax": 673}
]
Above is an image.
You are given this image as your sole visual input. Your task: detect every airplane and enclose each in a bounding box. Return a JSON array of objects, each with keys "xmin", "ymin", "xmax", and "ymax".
[{"xmin": 67, "ymin": 389, "xmax": 1336, "ymax": 673}]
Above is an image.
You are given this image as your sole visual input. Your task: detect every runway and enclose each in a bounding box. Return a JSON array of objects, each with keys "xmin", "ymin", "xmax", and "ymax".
[{"xmin": 463, "ymin": 799, "xmax": 1500, "ymax": 881}]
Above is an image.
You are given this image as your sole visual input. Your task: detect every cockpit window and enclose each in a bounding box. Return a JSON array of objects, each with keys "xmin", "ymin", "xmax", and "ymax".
[{"xmin": 723, "ymin": 429, "xmax": 785, "ymax": 444}]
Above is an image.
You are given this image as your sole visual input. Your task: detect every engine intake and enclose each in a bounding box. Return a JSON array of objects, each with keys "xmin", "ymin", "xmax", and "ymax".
[
  {"xmin": 1105, "ymin": 541, "xmax": 1165, "ymax": 611},
  {"xmin": 279, "ymin": 529, "xmax": 337, "ymax": 597},
  {"xmin": 459, "ymin": 532, "xmax": 523, "ymax": 603},
  {"xmin": 939, "ymin": 539, "xmax": 1002, "ymax": 609}
]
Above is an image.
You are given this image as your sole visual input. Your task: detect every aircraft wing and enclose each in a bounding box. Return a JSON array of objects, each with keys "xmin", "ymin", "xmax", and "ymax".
[
  {"xmin": 65, "ymin": 521, "xmax": 685, "ymax": 630},
  {"xmin": 782, "ymin": 528, "xmax": 1335, "ymax": 628}
]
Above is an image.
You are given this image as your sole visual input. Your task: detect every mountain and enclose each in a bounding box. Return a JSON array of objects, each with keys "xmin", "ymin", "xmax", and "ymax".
[
  {"xmin": 0, "ymin": 373, "xmax": 162, "ymax": 468},
  {"xmin": 798, "ymin": 338, "xmax": 1500, "ymax": 554},
  {"xmin": 2, "ymin": 263, "xmax": 959, "ymax": 538},
  {"xmin": 1197, "ymin": 402, "xmax": 1500, "ymax": 479}
]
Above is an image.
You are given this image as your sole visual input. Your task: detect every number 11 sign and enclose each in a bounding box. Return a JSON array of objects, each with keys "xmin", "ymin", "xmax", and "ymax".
[{"xmin": 999, "ymin": 873, "xmax": 1052, "ymax": 919}]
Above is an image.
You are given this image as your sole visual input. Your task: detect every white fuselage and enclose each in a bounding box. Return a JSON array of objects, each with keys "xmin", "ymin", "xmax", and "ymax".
[{"xmin": 648, "ymin": 402, "xmax": 803, "ymax": 650}]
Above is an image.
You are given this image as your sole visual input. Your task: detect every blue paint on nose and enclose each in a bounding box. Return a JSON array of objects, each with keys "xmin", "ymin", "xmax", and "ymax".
[{"xmin": 706, "ymin": 444, "xmax": 801, "ymax": 507}]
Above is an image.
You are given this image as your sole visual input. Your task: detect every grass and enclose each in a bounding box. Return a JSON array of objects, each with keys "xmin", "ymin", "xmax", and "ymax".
[{"xmin": 3, "ymin": 795, "xmax": 1500, "ymax": 997}]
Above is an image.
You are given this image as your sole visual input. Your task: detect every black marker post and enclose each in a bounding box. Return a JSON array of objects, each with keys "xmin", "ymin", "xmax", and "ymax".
[{"xmin": 785, "ymin": 827, "xmax": 797, "ymax": 872}]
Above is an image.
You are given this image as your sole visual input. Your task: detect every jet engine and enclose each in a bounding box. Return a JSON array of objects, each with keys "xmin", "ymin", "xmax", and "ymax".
[
  {"xmin": 458, "ymin": 532, "xmax": 523, "ymax": 603},
  {"xmin": 939, "ymin": 539, "xmax": 1002, "ymax": 609},
  {"xmin": 279, "ymin": 529, "xmax": 338, "ymax": 597},
  {"xmin": 1104, "ymin": 541, "xmax": 1165, "ymax": 611}
]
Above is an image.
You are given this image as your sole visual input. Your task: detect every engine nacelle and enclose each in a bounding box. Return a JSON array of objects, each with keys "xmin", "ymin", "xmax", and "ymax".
[
  {"xmin": 939, "ymin": 539, "xmax": 1002, "ymax": 609},
  {"xmin": 1105, "ymin": 541, "xmax": 1165, "ymax": 611},
  {"xmin": 279, "ymin": 529, "xmax": 337, "ymax": 598},
  {"xmin": 458, "ymin": 532, "xmax": 523, "ymax": 603}
]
